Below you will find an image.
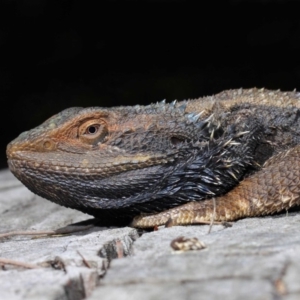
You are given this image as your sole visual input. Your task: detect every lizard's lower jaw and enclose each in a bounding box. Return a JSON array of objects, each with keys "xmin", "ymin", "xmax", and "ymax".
[
  {"xmin": 7, "ymin": 159, "xmax": 15, "ymax": 173},
  {"xmin": 7, "ymin": 145, "xmax": 34, "ymax": 177},
  {"xmin": 7, "ymin": 158, "xmax": 34, "ymax": 186}
]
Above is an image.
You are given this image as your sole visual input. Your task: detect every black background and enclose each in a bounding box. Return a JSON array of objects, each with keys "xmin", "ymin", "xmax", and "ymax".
[{"xmin": 2, "ymin": 0, "xmax": 300, "ymax": 169}]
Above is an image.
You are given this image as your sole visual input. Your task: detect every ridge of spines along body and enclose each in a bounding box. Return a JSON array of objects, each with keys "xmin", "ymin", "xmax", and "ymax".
[
  {"xmin": 131, "ymin": 98, "xmax": 220, "ymax": 141},
  {"xmin": 131, "ymin": 88, "xmax": 300, "ymax": 125}
]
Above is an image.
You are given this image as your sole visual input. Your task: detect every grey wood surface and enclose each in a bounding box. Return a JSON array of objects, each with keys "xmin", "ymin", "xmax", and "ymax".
[{"xmin": 1, "ymin": 169, "xmax": 300, "ymax": 300}]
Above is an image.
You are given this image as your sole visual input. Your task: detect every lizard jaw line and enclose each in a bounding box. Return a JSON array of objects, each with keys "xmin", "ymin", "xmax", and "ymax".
[{"xmin": 7, "ymin": 153, "xmax": 174, "ymax": 177}]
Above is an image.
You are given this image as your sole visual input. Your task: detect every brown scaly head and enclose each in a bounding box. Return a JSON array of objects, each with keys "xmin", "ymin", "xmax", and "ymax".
[{"xmin": 7, "ymin": 101, "xmax": 262, "ymax": 225}]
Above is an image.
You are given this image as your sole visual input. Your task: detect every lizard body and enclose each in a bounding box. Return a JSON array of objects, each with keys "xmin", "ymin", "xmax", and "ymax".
[{"xmin": 6, "ymin": 88, "xmax": 300, "ymax": 227}]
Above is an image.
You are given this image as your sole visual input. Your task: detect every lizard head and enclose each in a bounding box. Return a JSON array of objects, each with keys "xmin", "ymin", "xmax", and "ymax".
[
  {"xmin": 7, "ymin": 100, "xmax": 260, "ymax": 223},
  {"xmin": 7, "ymin": 101, "xmax": 212, "ymax": 176}
]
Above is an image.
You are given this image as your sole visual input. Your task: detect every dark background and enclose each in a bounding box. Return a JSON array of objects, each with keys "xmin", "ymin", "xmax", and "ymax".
[{"xmin": 1, "ymin": 0, "xmax": 300, "ymax": 169}]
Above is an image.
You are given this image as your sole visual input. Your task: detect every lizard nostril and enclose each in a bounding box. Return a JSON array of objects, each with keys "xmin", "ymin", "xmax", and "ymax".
[
  {"xmin": 42, "ymin": 139, "xmax": 55, "ymax": 151},
  {"xmin": 43, "ymin": 141, "xmax": 51, "ymax": 149}
]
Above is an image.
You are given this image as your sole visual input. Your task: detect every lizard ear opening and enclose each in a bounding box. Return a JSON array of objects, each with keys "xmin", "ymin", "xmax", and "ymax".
[
  {"xmin": 79, "ymin": 119, "xmax": 108, "ymax": 145},
  {"xmin": 171, "ymin": 136, "xmax": 187, "ymax": 147}
]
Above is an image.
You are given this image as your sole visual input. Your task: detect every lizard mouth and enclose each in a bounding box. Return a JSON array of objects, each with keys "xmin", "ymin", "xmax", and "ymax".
[{"xmin": 7, "ymin": 149, "xmax": 177, "ymax": 177}]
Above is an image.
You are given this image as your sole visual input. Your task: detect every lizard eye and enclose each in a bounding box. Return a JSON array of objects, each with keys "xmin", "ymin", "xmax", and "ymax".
[
  {"xmin": 79, "ymin": 120, "xmax": 108, "ymax": 145},
  {"xmin": 85, "ymin": 124, "xmax": 100, "ymax": 135}
]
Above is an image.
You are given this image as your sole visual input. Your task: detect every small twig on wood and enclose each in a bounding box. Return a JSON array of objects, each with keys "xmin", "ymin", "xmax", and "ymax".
[
  {"xmin": 193, "ymin": 220, "xmax": 221, "ymax": 225},
  {"xmin": 208, "ymin": 197, "xmax": 216, "ymax": 234},
  {"xmin": 0, "ymin": 230, "xmax": 56, "ymax": 239},
  {"xmin": 115, "ymin": 239, "xmax": 124, "ymax": 258},
  {"xmin": 0, "ymin": 258, "xmax": 40, "ymax": 269},
  {"xmin": 77, "ymin": 251, "xmax": 91, "ymax": 268},
  {"xmin": 0, "ymin": 223, "xmax": 95, "ymax": 240}
]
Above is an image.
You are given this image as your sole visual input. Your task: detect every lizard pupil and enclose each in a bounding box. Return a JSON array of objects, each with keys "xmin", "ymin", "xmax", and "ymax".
[{"xmin": 87, "ymin": 125, "xmax": 98, "ymax": 134}]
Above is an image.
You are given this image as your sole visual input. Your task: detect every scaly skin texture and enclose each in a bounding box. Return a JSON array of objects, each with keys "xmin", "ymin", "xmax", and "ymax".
[{"xmin": 6, "ymin": 88, "xmax": 300, "ymax": 227}]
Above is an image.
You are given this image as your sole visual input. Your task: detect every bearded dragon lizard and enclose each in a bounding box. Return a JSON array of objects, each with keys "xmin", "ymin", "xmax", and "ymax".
[{"xmin": 6, "ymin": 88, "xmax": 300, "ymax": 228}]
